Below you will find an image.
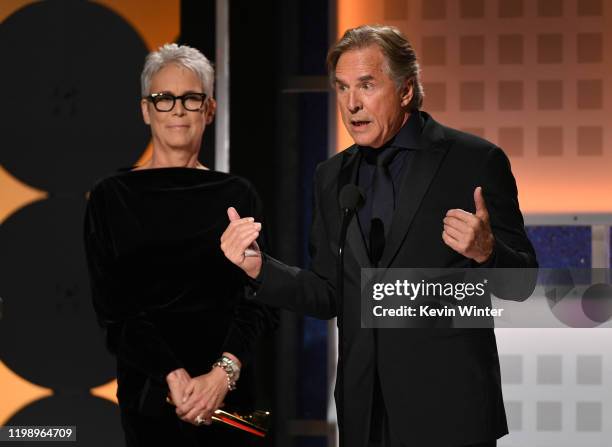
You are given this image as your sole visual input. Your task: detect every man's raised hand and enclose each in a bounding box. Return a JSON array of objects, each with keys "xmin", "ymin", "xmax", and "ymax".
[
  {"xmin": 220, "ymin": 207, "xmax": 262, "ymax": 278},
  {"xmin": 442, "ymin": 186, "xmax": 494, "ymax": 264}
]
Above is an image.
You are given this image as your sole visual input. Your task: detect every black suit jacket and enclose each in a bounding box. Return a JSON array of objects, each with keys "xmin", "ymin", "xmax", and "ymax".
[{"xmin": 251, "ymin": 112, "xmax": 537, "ymax": 446}]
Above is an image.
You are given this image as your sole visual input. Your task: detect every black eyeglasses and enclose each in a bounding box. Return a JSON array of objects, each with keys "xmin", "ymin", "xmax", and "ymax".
[{"xmin": 145, "ymin": 92, "xmax": 207, "ymax": 112}]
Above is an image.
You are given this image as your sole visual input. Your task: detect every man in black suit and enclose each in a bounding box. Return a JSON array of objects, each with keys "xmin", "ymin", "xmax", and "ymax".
[{"xmin": 221, "ymin": 25, "xmax": 537, "ymax": 447}]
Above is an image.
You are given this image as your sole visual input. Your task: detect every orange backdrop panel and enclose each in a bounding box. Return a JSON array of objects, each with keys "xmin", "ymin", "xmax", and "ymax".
[
  {"xmin": 336, "ymin": 0, "xmax": 612, "ymax": 213},
  {"xmin": 0, "ymin": 0, "xmax": 179, "ymax": 423}
]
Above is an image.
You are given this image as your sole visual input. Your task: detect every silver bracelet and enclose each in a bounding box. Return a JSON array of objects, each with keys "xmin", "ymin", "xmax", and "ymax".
[{"xmin": 213, "ymin": 355, "xmax": 240, "ymax": 391}]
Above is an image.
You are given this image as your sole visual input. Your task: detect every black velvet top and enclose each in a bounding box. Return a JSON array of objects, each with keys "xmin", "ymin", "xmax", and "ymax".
[{"xmin": 83, "ymin": 167, "xmax": 277, "ymax": 416}]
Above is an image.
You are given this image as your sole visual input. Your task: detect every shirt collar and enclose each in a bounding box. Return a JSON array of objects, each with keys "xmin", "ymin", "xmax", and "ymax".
[{"xmin": 387, "ymin": 109, "xmax": 424, "ymax": 150}]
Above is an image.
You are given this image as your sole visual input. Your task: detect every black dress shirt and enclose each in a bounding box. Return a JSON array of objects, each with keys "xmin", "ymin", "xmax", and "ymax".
[{"xmin": 356, "ymin": 111, "xmax": 424, "ymax": 254}]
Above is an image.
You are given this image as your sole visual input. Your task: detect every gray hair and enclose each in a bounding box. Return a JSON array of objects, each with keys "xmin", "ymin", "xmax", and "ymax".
[
  {"xmin": 326, "ymin": 25, "xmax": 423, "ymax": 111},
  {"xmin": 140, "ymin": 43, "xmax": 214, "ymax": 98}
]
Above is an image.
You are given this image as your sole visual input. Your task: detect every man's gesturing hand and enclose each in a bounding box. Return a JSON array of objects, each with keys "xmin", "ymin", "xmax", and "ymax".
[
  {"xmin": 442, "ymin": 186, "xmax": 494, "ymax": 264},
  {"xmin": 220, "ymin": 207, "xmax": 262, "ymax": 278}
]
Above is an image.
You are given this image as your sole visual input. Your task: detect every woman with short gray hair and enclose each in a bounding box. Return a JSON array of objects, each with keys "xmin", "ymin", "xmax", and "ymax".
[{"xmin": 84, "ymin": 43, "xmax": 276, "ymax": 446}]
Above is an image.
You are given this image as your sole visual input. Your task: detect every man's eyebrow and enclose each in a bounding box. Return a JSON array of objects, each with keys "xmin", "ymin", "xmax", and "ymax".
[
  {"xmin": 358, "ymin": 75, "xmax": 375, "ymax": 82},
  {"xmin": 334, "ymin": 75, "xmax": 375, "ymax": 85}
]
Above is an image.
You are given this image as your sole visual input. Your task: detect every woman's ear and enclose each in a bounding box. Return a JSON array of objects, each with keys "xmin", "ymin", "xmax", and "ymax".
[
  {"xmin": 204, "ymin": 98, "xmax": 217, "ymax": 124},
  {"xmin": 141, "ymin": 99, "xmax": 151, "ymax": 125}
]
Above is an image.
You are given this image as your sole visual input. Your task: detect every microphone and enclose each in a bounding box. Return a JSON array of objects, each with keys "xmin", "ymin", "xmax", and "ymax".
[{"xmin": 339, "ymin": 183, "xmax": 365, "ymax": 214}]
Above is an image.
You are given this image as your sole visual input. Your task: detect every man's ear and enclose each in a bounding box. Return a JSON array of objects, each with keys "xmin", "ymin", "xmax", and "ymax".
[
  {"xmin": 204, "ymin": 98, "xmax": 217, "ymax": 125},
  {"xmin": 141, "ymin": 99, "xmax": 151, "ymax": 125},
  {"xmin": 400, "ymin": 80, "xmax": 414, "ymax": 108}
]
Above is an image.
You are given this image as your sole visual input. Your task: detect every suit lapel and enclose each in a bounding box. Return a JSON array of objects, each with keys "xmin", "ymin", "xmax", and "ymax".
[
  {"xmin": 379, "ymin": 115, "xmax": 451, "ymax": 267},
  {"xmin": 336, "ymin": 146, "xmax": 371, "ymax": 268}
]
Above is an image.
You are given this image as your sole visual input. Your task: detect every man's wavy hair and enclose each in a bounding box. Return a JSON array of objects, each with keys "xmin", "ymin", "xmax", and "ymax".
[{"xmin": 326, "ymin": 25, "xmax": 424, "ymax": 111}]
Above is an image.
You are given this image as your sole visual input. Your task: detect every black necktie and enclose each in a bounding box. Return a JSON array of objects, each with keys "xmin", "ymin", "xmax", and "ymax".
[{"xmin": 369, "ymin": 146, "xmax": 402, "ymax": 267}]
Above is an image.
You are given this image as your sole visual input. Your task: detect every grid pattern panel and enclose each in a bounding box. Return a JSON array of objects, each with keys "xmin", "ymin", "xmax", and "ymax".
[{"xmin": 374, "ymin": 0, "xmax": 612, "ymax": 213}]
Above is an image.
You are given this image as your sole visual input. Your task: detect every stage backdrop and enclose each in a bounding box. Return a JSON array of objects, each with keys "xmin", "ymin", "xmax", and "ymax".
[
  {"xmin": 0, "ymin": 1, "xmax": 178, "ymax": 444},
  {"xmin": 336, "ymin": 0, "xmax": 612, "ymax": 214}
]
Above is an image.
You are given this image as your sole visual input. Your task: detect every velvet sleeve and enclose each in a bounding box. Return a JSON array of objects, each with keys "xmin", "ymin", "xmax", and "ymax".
[
  {"xmin": 221, "ymin": 183, "xmax": 279, "ymax": 365},
  {"xmin": 84, "ymin": 184, "xmax": 183, "ymax": 384}
]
